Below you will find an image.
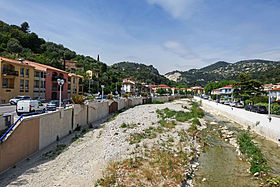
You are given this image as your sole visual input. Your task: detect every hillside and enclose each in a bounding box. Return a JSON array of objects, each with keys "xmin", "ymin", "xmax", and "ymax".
[
  {"xmin": 111, "ymin": 62, "xmax": 176, "ymax": 86},
  {"xmin": 165, "ymin": 59, "xmax": 280, "ymax": 86},
  {"xmin": 0, "ymin": 20, "xmax": 178, "ymax": 93}
]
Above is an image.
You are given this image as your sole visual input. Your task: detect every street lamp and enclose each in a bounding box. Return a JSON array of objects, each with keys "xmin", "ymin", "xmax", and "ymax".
[
  {"xmin": 268, "ymin": 86, "xmax": 272, "ymax": 122},
  {"xmin": 101, "ymin": 85, "xmax": 104, "ymax": 101},
  {"xmin": 57, "ymin": 79, "xmax": 65, "ymax": 108}
]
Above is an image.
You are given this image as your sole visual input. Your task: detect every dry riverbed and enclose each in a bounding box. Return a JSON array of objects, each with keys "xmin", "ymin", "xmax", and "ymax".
[
  {"xmin": 2, "ymin": 98, "xmax": 271, "ymax": 187},
  {"xmin": 0, "ymin": 99, "xmax": 204, "ymax": 187}
]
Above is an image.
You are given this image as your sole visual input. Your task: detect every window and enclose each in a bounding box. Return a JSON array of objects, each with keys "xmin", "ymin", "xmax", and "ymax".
[
  {"xmin": 26, "ymin": 69, "xmax": 29, "ymax": 78},
  {"xmin": 20, "ymin": 68, "xmax": 24, "ymax": 77},
  {"xmin": 20, "ymin": 79, "xmax": 24, "ymax": 90},
  {"xmin": 35, "ymin": 80, "xmax": 40, "ymax": 88},
  {"xmin": 2, "ymin": 78, "xmax": 8, "ymax": 88},
  {"xmin": 35, "ymin": 71, "xmax": 40, "ymax": 77},
  {"xmin": 41, "ymin": 81, "xmax": 45, "ymax": 88},
  {"xmin": 25, "ymin": 80, "xmax": 29, "ymax": 91}
]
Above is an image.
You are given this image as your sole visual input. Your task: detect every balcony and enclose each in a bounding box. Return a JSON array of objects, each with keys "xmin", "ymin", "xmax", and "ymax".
[{"xmin": 2, "ymin": 70, "xmax": 19, "ymax": 76}]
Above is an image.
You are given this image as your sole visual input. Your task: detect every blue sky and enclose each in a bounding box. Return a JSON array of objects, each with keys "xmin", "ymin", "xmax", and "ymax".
[{"xmin": 0, "ymin": 0, "xmax": 280, "ymax": 73}]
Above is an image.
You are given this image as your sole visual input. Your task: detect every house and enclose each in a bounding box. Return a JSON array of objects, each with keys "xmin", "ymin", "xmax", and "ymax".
[
  {"xmin": 190, "ymin": 86, "xmax": 204, "ymax": 95},
  {"xmin": 60, "ymin": 59, "xmax": 83, "ymax": 71},
  {"xmin": 263, "ymin": 83, "xmax": 280, "ymax": 92},
  {"xmin": 0, "ymin": 57, "xmax": 35, "ymax": 103},
  {"xmin": 68, "ymin": 73, "xmax": 84, "ymax": 98},
  {"xmin": 271, "ymin": 88, "xmax": 280, "ymax": 102},
  {"xmin": 122, "ymin": 78, "xmax": 135, "ymax": 93},
  {"xmin": 219, "ymin": 85, "xmax": 233, "ymax": 96},
  {"xmin": 26, "ymin": 61, "xmax": 69, "ymax": 101}
]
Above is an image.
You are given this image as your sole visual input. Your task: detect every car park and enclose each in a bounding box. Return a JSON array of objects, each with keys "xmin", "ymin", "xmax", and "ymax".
[
  {"xmin": 9, "ymin": 96, "xmax": 31, "ymax": 105},
  {"xmin": 16, "ymin": 100, "xmax": 45, "ymax": 116},
  {"xmin": 251, "ymin": 105, "xmax": 268, "ymax": 114}
]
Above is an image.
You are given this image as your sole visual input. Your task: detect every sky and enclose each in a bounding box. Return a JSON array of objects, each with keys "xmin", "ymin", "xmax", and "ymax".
[{"xmin": 0, "ymin": 0, "xmax": 280, "ymax": 74}]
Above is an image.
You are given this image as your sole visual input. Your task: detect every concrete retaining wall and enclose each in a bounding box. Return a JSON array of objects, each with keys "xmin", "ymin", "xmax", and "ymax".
[
  {"xmin": 0, "ymin": 96, "xmax": 177, "ymax": 173},
  {"xmin": 131, "ymin": 97, "xmax": 143, "ymax": 106},
  {"xmin": 116, "ymin": 98, "xmax": 126, "ymax": 111},
  {"xmin": 195, "ymin": 96, "xmax": 280, "ymax": 144},
  {"xmin": 88, "ymin": 101, "xmax": 109, "ymax": 125},
  {"xmin": 39, "ymin": 108, "xmax": 73, "ymax": 150},
  {"xmin": 0, "ymin": 117, "xmax": 39, "ymax": 172},
  {"xmin": 73, "ymin": 104, "xmax": 87, "ymax": 128},
  {"xmin": 152, "ymin": 96, "xmax": 169, "ymax": 102}
]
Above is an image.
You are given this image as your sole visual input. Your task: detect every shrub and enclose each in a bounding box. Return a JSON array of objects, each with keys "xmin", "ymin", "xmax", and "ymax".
[
  {"xmin": 152, "ymin": 100, "xmax": 164, "ymax": 104},
  {"xmin": 175, "ymin": 111, "xmax": 192, "ymax": 122},
  {"xmin": 123, "ymin": 93, "xmax": 129, "ymax": 98},
  {"xmin": 141, "ymin": 92, "xmax": 148, "ymax": 97},
  {"xmin": 107, "ymin": 94, "xmax": 113, "ymax": 99},
  {"xmin": 71, "ymin": 94, "xmax": 85, "ymax": 104},
  {"xmin": 237, "ymin": 130, "xmax": 270, "ymax": 174}
]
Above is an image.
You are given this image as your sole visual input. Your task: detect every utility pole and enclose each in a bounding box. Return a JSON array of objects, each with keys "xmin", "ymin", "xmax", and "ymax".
[
  {"xmin": 101, "ymin": 85, "xmax": 104, "ymax": 101},
  {"xmin": 57, "ymin": 79, "xmax": 65, "ymax": 107},
  {"xmin": 268, "ymin": 86, "xmax": 272, "ymax": 122}
]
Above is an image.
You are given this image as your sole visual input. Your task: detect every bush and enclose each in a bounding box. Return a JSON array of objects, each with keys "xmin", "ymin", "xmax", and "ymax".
[
  {"xmin": 152, "ymin": 100, "xmax": 164, "ymax": 104},
  {"xmin": 107, "ymin": 94, "xmax": 113, "ymax": 99},
  {"xmin": 141, "ymin": 92, "xmax": 148, "ymax": 97},
  {"xmin": 123, "ymin": 93, "xmax": 129, "ymax": 98},
  {"xmin": 71, "ymin": 94, "xmax": 85, "ymax": 104},
  {"xmin": 251, "ymin": 96, "xmax": 268, "ymax": 104}
]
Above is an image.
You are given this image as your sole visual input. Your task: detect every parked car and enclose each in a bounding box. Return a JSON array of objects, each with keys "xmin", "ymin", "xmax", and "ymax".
[
  {"xmin": 224, "ymin": 100, "xmax": 230, "ymax": 105},
  {"xmin": 16, "ymin": 100, "xmax": 45, "ymax": 116},
  {"xmin": 63, "ymin": 99, "xmax": 72, "ymax": 105},
  {"xmin": 46, "ymin": 100, "xmax": 59, "ymax": 109},
  {"xmin": 251, "ymin": 105, "xmax": 268, "ymax": 114},
  {"xmin": 245, "ymin": 105, "xmax": 253, "ymax": 111},
  {"xmin": 230, "ymin": 102, "xmax": 236, "ymax": 107},
  {"xmin": 235, "ymin": 102, "xmax": 244, "ymax": 108},
  {"xmin": 9, "ymin": 96, "xmax": 31, "ymax": 105},
  {"xmin": 34, "ymin": 96, "xmax": 46, "ymax": 103}
]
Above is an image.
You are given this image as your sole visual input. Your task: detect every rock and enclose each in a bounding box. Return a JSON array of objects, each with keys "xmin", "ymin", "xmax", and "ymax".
[
  {"xmin": 202, "ymin": 178, "xmax": 207, "ymax": 182},
  {"xmin": 253, "ymin": 172, "xmax": 259, "ymax": 177}
]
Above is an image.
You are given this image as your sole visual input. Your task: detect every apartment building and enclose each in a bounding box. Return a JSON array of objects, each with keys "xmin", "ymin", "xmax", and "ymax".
[
  {"xmin": 68, "ymin": 73, "xmax": 84, "ymax": 98},
  {"xmin": 0, "ymin": 57, "xmax": 34, "ymax": 103}
]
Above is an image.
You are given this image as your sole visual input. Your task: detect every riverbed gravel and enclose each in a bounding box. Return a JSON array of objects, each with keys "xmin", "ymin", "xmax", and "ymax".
[{"xmin": 0, "ymin": 99, "xmax": 195, "ymax": 187}]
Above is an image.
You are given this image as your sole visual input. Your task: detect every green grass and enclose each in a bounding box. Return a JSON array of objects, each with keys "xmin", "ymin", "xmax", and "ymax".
[
  {"xmin": 237, "ymin": 130, "xmax": 270, "ymax": 174},
  {"xmin": 128, "ymin": 127, "xmax": 157, "ymax": 144}
]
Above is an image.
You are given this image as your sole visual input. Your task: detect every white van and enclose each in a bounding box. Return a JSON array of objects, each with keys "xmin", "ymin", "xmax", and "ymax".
[{"xmin": 16, "ymin": 100, "xmax": 45, "ymax": 116}]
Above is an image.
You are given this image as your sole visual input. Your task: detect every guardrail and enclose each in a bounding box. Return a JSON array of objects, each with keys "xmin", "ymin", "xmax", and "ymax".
[{"xmin": 0, "ymin": 106, "xmax": 72, "ymax": 144}]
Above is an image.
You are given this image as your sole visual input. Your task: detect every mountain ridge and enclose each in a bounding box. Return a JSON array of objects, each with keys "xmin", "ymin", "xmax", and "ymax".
[{"xmin": 165, "ymin": 59, "xmax": 280, "ymax": 86}]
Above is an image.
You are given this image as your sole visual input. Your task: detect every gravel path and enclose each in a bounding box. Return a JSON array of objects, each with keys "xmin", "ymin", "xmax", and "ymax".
[{"xmin": 0, "ymin": 99, "xmax": 191, "ymax": 187}]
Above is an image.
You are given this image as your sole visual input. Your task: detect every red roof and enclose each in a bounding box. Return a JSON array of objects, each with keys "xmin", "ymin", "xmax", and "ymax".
[
  {"xmin": 272, "ymin": 88, "xmax": 280, "ymax": 91},
  {"xmin": 220, "ymin": 85, "xmax": 233, "ymax": 89}
]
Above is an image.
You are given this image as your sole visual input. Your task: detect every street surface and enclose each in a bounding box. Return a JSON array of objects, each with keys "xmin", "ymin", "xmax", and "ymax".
[{"xmin": 0, "ymin": 105, "xmax": 16, "ymax": 115}]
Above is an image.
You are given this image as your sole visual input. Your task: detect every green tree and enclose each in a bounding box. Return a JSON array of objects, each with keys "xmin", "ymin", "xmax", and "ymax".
[
  {"xmin": 7, "ymin": 38, "xmax": 22, "ymax": 53},
  {"xmin": 156, "ymin": 88, "xmax": 167, "ymax": 95},
  {"xmin": 20, "ymin": 22, "xmax": 30, "ymax": 33},
  {"xmin": 233, "ymin": 73, "xmax": 264, "ymax": 100}
]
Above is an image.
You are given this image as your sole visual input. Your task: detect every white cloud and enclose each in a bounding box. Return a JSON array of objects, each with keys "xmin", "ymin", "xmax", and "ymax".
[{"xmin": 146, "ymin": 0, "xmax": 200, "ymax": 19}]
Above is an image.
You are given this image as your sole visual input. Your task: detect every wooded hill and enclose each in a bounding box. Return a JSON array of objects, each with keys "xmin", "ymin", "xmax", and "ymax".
[
  {"xmin": 0, "ymin": 20, "xmax": 178, "ymax": 93},
  {"xmin": 165, "ymin": 60, "xmax": 280, "ymax": 86}
]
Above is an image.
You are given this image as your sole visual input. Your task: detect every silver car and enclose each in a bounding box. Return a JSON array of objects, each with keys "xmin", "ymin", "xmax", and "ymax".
[{"xmin": 9, "ymin": 96, "xmax": 31, "ymax": 105}]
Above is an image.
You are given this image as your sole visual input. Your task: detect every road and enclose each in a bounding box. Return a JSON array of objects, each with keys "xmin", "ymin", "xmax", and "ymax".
[{"xmin": 0, "ymin": 105, "xmax": 16, "ymax": 115}]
